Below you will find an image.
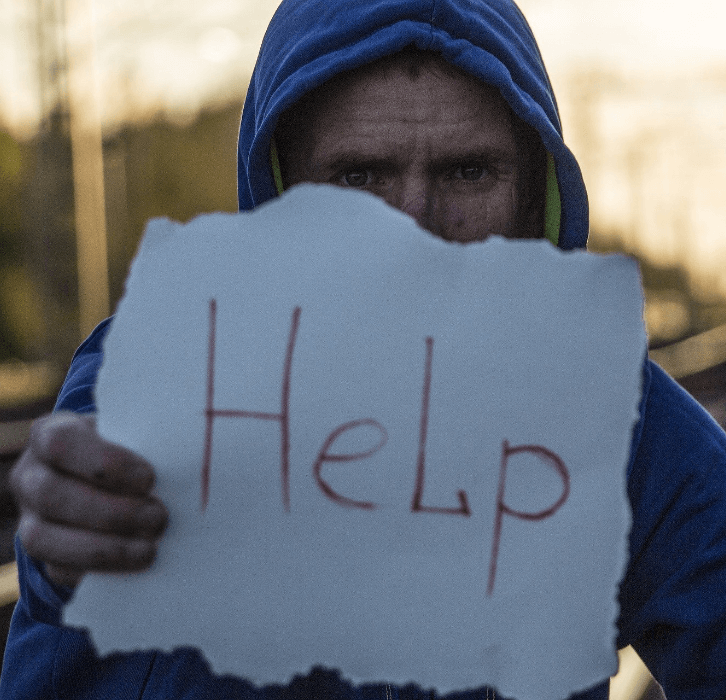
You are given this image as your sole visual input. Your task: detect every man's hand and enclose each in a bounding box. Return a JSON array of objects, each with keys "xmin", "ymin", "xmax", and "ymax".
[{"xmin": 10, "ymin": 412, "xmax": 169, "ymax": 587}]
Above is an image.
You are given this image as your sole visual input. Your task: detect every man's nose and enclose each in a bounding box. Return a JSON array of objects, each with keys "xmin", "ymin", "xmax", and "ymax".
[{"xmin": 393, "ymin": 177, "xmax": 435, "ymax": 233}]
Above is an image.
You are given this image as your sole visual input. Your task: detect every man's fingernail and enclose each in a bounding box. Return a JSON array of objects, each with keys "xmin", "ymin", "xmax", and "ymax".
[
  {"xmin": 131, "ymin": 466, "xmax": 154, "ymax": 490},
  {"xmin": 128, "ymin": 539, "xmax": 155, "ymax": 565},
  {"xmin": 139, "ymin": 502, "xmax": 166, "ymax": 530}
]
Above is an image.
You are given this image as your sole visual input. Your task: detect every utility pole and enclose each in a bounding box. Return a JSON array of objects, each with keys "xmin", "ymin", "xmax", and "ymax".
[
  {"xmin": 64, "ymin": 0, "xmax": 110, "ymax": 340},
  {"xmin": 24, "ymin": 0, "xmax": 77, "ymax": 366}
]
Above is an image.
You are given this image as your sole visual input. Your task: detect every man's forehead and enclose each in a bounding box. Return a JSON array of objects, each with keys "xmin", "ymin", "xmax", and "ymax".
[{"xmin": 286, "ymin": 48, "xmax": 509, "ymax": 122}]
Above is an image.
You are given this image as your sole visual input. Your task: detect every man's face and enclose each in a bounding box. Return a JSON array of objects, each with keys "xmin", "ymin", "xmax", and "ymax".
[{"xmin": 276, "ymin": 53, "xmax": 542, "ymax": 243}]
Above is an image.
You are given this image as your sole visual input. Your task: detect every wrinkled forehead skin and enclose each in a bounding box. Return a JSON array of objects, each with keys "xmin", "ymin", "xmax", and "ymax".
[{"xmin": 237, "ymin": 0, "xmax": 589, "ymax": 250}]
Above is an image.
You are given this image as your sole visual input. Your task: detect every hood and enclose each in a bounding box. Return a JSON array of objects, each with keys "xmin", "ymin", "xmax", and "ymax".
[{"xmin": 237, "ymin": 0, "xmax": 588, "ymax": 250}]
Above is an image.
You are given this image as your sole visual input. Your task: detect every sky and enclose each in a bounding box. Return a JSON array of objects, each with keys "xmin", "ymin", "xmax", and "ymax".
[
  {"xmin": 0, "ymin": 0, "xmax": 279, "ymax": 135},
  {"xmin": 520, "ymin": 0, "xmax": 726, "ymax": 73},
  {"xmin": 3, "ymin": 0, "xmax": 726, "ymax": 135},
  {"xmin": 3, "ymin": 0, "xmax": 726, "ymax": 297}
]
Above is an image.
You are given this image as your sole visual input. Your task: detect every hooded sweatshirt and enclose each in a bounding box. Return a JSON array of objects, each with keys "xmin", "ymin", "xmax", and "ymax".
[{"xmin": 4, "ymin": 1, "xmax": 726, "ymax": 699}]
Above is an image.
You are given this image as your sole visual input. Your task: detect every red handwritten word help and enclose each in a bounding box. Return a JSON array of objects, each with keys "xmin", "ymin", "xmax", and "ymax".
[{"xmin": 202, "ymin": 299, "xmax": 570, "ymax": 595}]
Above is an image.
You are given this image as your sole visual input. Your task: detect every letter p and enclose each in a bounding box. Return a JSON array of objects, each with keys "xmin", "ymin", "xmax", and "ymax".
[{"xmin": 487, "ymin": 441, "xmax": 570, "ymax": 596}]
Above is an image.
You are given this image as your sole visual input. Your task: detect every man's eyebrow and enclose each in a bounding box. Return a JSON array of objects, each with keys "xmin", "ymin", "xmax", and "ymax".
[
  {"xmin": 318, "ymin": 145, "xmax": 518, "ymax": 168},
  {"xmin": 316, "ymin": 149, "xmax": 395, "ymax": 169},
  {"xmin": 432, "ymin": 147, "xmax": 519, "ymax": 164}
]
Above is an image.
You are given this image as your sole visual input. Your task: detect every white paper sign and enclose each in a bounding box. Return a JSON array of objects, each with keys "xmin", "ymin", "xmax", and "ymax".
[{"xmin": 64, "ymin": 184, "xmax": 645, "ymax": 700}]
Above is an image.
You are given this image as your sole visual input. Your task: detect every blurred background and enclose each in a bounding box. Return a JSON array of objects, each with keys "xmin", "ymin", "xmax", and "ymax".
[{"xmin": 2, "ymin": 0, "xmax": 726, "ymax": 696}]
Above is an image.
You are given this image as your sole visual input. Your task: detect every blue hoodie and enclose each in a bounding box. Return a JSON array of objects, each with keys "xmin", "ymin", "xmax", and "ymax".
[{"xmin": 4, "ymin": 1, "xmax": 726, "ymax": 699}]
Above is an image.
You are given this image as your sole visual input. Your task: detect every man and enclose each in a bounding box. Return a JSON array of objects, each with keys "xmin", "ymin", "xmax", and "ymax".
[{"xmin": 5, "ymin": 0, "xmax": 726, "ymax": 698}]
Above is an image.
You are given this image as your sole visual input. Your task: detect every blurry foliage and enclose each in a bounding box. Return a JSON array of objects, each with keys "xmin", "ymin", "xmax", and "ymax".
[
  {"xmin": 589, "ymin": 230, "xmax": 726, "ymax": 348},
  {"xmin": 104, "ymin": 104, "xmax": 240, "ymax": 304},
  {"xmin": 3, "ymin": 99, "xmax": 726, "ymax": 384},
  {"xmin": 0, "ymin": 131, "xmax": 28, "ymax": 360},
  {"xmin": 0, "ymin": 266, "xmax": 46, "ymax": 355},
  {"xmin": 0, "ymin": 102, "xmax": 240, "ymax": 378}
]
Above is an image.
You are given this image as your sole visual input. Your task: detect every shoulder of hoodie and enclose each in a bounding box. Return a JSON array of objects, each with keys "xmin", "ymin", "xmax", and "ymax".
[
  {"xmin": 54, "ymin": 317, "xmax": 113, "ymax": 414},
  {"xmin": 629, "ymin": 358, "xmax": 726, "ymax": 541}
]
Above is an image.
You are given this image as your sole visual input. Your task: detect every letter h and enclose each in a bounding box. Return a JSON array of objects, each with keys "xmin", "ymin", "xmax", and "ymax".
[{"xmin": 201, "ymin": 299, "xmax": 301, "ymax": 512}]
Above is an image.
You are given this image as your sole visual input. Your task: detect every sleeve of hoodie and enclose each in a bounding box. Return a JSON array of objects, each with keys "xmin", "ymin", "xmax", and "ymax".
[
  {"xmin": 618, "ymin": 360, "xmax": 726, "ymax": 699},
  {"xmin": 1, "ymin": 319, "xmax": 160, "ymax": 699}
]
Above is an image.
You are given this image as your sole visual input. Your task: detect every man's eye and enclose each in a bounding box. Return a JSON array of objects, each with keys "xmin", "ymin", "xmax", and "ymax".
[
  {"xmin": 453, "ymin": 164, "xmax": 487, "ymax": 181},
  {"xmin": 341, "ymin": 170, "xmax": 371, "ymax": 187}
]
